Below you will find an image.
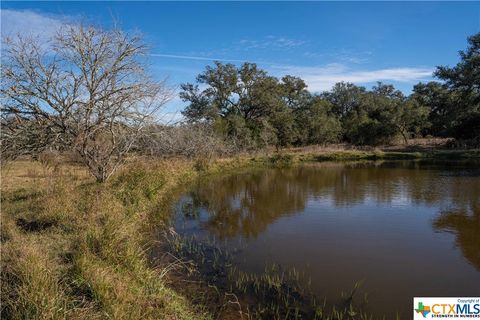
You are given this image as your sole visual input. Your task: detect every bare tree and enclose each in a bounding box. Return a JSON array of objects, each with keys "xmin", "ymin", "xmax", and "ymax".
[
  {"xmin": 1, "ymin": 24, "xmax": 171, "ymax": 182},
  {"xmin": 135, "ymin": 123, "xmax": 232, "ymax": 159}
]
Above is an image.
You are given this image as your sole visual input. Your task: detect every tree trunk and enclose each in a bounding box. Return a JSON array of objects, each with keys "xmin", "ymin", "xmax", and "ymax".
[{"xmin": 402, "ymin": 131, "xmax": 408, "ymax": 145}]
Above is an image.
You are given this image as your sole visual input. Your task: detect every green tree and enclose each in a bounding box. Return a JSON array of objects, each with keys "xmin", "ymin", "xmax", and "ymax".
[
  {"xmin": 268, "ymin": 105, "xmax": 296, "ymax": 150},
  {"xmin": 393, "ymin": 98, "xmax": 430, "ymax": 144},
  {"xmin": 322, "ymin": 82, "xmax": 367, "ymax": 118},
  {"xmin": 340, "ymin": 82, "xmax": 427, "ymax": 145},
  {"xmin": 180, "ymin": 62, "xmax": 284, "ymax": 148},
  {"xmin": 339, "ymin": 83, "xmax": 399, "ymax": 145},
  {"xmin": 279, "ymin": 75, "xmax": 310, "ymax": 110},
  {"xmin": 180, "ymin": 61, "xmax": 238, "ymax": 122},
  {"xmin": 412, "ymin": 82, "xmax": 452, "ymax": 136},
  {"xmin": 434, "ymin": 33, "xmax": 480, "ymax": 140},
  {"xmin": 296, "ymin": 97, "xmax": 341, "ymax": 145},
  {"xmin": 270, "ymin": 75, "xmax": 310, "ymax": 149}
]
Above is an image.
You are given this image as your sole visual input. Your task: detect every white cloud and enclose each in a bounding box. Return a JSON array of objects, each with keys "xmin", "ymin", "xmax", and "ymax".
[
  {"xmin": 238, "ymin": 36, "xmax": 306, "ymax": 50},
  {"xmin": 303, "ymin": 50, "xmax": 373, "ymax": 64},
  {"xmin": 271, "ymin": 63, "xmax": 433, "ymax": 92},
  {"xmin": 150, "ymin": 53, "xmax": 246, "ymax": 63},
  {"xmin": 1, "ymin": 9, "xmax": 67, "ymax": 42}
]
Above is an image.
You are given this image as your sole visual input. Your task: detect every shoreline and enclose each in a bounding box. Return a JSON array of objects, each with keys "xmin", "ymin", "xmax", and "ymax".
[{"xmin": 2, "ymin": 148, "xmax": 479, "ymax": 319}]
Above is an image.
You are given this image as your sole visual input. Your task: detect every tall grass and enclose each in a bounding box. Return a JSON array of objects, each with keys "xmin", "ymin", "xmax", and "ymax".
[
  {"xmin": 1, "ymin": 159, "xmax": 209, "ymax": 319},
  {"xmin": 165, "ymin": 234, "xmax": 375, "ymax": 320}
]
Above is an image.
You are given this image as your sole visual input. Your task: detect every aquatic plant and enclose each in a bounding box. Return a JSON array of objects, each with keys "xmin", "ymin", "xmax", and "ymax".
[{"xmin": 165, "ymin": 233, "xmax": 375, "ymax": 319}]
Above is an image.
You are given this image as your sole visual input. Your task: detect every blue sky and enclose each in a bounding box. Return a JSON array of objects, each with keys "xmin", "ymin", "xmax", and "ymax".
[{"xmin": 2, "ymin": 1, "xmax": 479, "ymax": 120}]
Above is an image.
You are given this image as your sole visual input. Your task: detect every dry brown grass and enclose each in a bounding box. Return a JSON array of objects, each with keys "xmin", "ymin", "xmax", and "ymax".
[
  {"xmin": 1, "ymin": 158, "xmax": 210, "ymax": 320},
  {"xmin": 1, "ymin": 160, "xmax": 91, "ymax": 192},
  {"xmin": 271, "ymin": 137, "xmax": 453, "ymax": 155}
]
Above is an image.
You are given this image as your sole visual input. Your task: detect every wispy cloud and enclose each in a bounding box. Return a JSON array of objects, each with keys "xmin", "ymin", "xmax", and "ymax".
[
  {"xmin": 303, "ymin": 49, "xmax": 373, "ymax": 64},
  {"xmin": 238, "ymin": 35, "xmax": 306, "ymax": 50},
  {"xmin": 1, "ymin": 9, "xmax": 67, "ymax": 41},
  {"xmin": 271, "ymin": 63, "xmax": 434, "ymax": 92},
  {"xmin": 150, "ymin": 53, "xmax": 246, "ymax": 63}
]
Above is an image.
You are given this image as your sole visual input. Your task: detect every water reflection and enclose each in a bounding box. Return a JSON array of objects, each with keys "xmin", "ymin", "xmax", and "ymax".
[
  {"xmin": 187, "ymin": 168, "xmax": 311, "ymax": 238},
  {"xmin": 182, "ymin": 161, "xmax": 480, "ymax": 264},
  {"xmin": 175, "ymin": 160, "xmax": 480, "ymax": 318},
  {"xmin": 433, "ymin": 207, "xmax": 480, "ymax": 271}
]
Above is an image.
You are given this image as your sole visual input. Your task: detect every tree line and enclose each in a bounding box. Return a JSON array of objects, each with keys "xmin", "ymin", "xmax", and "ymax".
[
  {"xmin": 180, "ymin": 33, "xmax": 480, "ymax": 149},
  {"xmin": 1, "ymin": 23, "xmax": 479, "ymax": 182}
]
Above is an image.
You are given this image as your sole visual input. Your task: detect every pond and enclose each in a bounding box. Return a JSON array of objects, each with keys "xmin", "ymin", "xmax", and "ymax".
[{"xmin": 173, "ymin": 160, "xmax": 480, "ymax": 318}]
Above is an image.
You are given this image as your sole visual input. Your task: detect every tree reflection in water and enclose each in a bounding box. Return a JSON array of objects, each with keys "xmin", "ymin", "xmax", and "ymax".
[
  {"xmin": 179, "ymin": 160, "xmax": 480, "ymax": 268},
  {"xmin": 433, "ymin": 207, "xmax": 480, "ymax": 271}
]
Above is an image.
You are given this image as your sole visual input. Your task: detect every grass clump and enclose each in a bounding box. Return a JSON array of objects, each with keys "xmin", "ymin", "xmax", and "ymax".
[
  {"xmin": 268, "ymin": 154, "xmax": 295, "ymax": 167},
  {"xmin": 165, "ymin": 234, "xmax": 374, "ymax": 320}
]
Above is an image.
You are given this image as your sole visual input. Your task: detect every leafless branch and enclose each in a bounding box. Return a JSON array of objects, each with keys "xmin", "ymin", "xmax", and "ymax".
[{"xmin": 1, "ymin": 23, "xmax": 172, "ymax": 181}]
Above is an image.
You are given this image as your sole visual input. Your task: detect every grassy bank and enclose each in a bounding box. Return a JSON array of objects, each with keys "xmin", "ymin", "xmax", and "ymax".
[
  {"xmin": 270, "ymin": 149, "xmax": 480, "ymax": 163},
  {"xmin": 1, "ymin": 155, "xmax": 267, "ymax": 320},
  {"xmin": 2, "ymin": 149, "xmax": 479, "ymax": 319},
  {"xmin": 1, "ymin": 158, "xmax": 211, "ymax": 319}
]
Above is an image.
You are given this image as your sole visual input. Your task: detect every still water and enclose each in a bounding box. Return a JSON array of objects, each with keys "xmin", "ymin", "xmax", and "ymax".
[{"xmin": 174, "ymin": 160, "xmax": 480, "ymax": 318}]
